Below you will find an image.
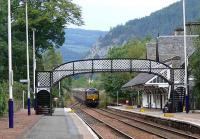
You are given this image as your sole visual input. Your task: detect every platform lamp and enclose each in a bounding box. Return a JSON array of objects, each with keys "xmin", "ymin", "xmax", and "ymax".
[
  {"xmin": 32, "ymin": 28, "xmax": 36, "ymax": 109},
  {"xmin": 59, "ymin": 73, "xmax": 61, "ymax": 98},
  {"xmin": 19, "ymin": 0, "xmax": 31, "ymax": 115},
  {"xmin": 8, "ymin": 0, "xmax": 14, "ymax": 128},
  {"xmin": 182, "ymin": 0, "xmax": 189, "ymax": 113}
]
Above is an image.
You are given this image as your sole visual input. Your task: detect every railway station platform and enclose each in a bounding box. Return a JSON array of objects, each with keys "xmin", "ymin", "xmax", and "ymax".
[
  {"xmin": 24, "ymin": 108, "xmax": 98, "ymax": 139},
  {"xmin": 108, "ymin": 106, "xmax": 200, "ymax": 133}
]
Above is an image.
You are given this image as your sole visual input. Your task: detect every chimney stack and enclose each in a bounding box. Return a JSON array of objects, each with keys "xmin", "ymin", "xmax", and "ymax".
[{"xmin": 174, "ymin": 27, "xmax": 184, "ymax": 36}]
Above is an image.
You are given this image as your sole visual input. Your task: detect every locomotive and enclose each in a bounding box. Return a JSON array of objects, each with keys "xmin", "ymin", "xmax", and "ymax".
[{"xmin": 72, "ymin": 88, "xmax": 99, "ymax": 107}]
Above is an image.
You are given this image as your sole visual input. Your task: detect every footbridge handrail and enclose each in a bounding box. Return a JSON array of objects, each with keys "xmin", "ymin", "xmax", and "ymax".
[{"xmin": 36, "ymin": 58, "xmax": 184, "ymax": 88}]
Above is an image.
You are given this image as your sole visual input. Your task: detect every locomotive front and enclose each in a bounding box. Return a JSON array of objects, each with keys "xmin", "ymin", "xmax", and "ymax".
[{"xmin": 85, "ymin": 88, "xmax": 99, "ymax": 107}]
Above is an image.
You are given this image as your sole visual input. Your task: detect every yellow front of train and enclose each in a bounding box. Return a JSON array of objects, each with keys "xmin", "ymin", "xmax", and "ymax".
[
  {"xmin": 86, "ymin": 94, "xmax": 98, "ymax": 100},
  {"xmin": 85, "ymin": 88, "xmax": 99, "ymax": 107}
]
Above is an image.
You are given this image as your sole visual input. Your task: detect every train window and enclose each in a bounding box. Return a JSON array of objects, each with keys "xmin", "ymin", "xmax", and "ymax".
[{"xmin": 87, "ymin": 91, "xmax": 97, "ymax": 95}]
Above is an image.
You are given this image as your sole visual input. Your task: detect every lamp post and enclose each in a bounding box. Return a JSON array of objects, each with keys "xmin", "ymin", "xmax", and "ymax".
[
  {"xmin": 32, "ymin": 28, "xmax": 36, "ymax": 109},
  {"xmin": 20, "ymin": 0, "xmax": 31, "ymax": 115},
  {"xmin": 182, "ymin": 0, "xmax": 189, "ymax": 113},
  {"xmin": 8, "ymin": 0, "xmax": 14, "ymax": 128},
  {"xmin": 117, "ymin": 91, "xmax": 118, "ymax": 106},
  {"xmin": 59, "ymin": 81, "xmax": 61, "ymax": 98},
  {"xmin": 25, "ymin": 0, "xmax": 31, "ymax": 115},
  {"xmin": 59, "ymin": 73, "xmax": 61, "ymax": 98}
]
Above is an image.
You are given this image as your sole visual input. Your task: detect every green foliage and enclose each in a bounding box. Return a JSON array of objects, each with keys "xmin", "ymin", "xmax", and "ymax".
[
  {"xmin": 70, "ymin": 74, "xmax": 104, "ymax": 90},
  {"xmin": 89, "ymin": 74, "xmax": 104, "ymax": 90},
  {"xmin": 190, "ymin": 26, "xmax": 200, "ymax": 108},
  {"xmin": 51, "ymin": 77, "xmax": 72, "ymax": 108},
  {"xmin": 0, "ymin": 0, "xmax": 90, "ymax": 110},
  {"xmin": 101, "ymin": 73, "xmax": 132, "ymax": 98},
  {"xmin": 102, "ymin": 38, "xmax": 148, "ymax": 99},
  {"xmin": 71, "ymin": 76, "xmax": 90, "ymax": 88},
  {"xmin": 42, "ymin": 48, "xmax": 63, "ymax": 70},
  {"xmin": 0, "ymin": 0, "xmax": 7, "ymax": 41},
  {"xmin": 0, "ymin": 0, "xmax": 83, "ymax": 82},
  {"xmin": 98, "ymin": 92, "xmax": 113, "ymax": 108},
  {"xmin": 38, "ymin": 48, "xmax": 64, "ymax": 102},
  {"xmin": 0, "ymin": 81, "xmax": 26, "ymax": 116},
  {"xmin": 42, "ymin": 48, "xmax": 73, "ymax": 106},
  {"xmin": 107, "ymin": 39, "xmax": 148, "ymax": 59},
  {"xmin": 12, "ymin": 0, "xmax": 83, "ymax": 53},
  {"xmin": 0, "ymin": 39, "xmax": 27, "ymax": 81},
  {"xmin": 62, "ymin": 78, "xmax": 72, "ymax": 92},
  {"xmin": 0, "ymin": 82, "xmax": 8, "ymax": 116}
]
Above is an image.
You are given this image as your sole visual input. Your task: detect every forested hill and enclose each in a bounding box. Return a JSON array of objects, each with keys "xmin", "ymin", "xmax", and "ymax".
[
  {"xmin": 88, "ymin": 0, "xmax": 200, "ymax": 58},
  {"xmin": 60, "ymin": 28, "xmax": 107, "ymax": 62}
]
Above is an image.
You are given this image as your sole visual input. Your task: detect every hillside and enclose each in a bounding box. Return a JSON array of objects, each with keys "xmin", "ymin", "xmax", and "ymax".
[
  {"xmin": 60, "ymin": 28, "xmax": 107, "ymax": 62},
  {"xmin": 87, "ymin": 0, "xmax": 200, "ymax": 58}
]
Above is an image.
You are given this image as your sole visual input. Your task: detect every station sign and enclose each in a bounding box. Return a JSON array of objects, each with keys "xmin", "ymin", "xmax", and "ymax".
[{"xmin": 19, "ymin": 79, "xmax": 28, "ymax": 84}]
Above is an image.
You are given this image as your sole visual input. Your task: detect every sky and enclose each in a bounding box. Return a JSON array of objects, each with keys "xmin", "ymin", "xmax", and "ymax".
[{"xmin": 70, "ymin": 0, "xmax": 180, "ymax": 31}]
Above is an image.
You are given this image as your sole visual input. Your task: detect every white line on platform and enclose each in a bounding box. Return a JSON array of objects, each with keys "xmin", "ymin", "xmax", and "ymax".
[
  {"xmin": 74, "ymin": 113, "xmax": 99, "ymax": 139},
  {"xmin": 64, "ymin": 108, "xmax": 99, "ymax": 139}
]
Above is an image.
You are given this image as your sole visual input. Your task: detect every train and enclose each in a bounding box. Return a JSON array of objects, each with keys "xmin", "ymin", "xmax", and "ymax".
[
  {"xmin": 72, "ymin": 88, "xmax": 99, "ymax": 107},
  {"xmin": 34, "ymin": 88, "xmax": 99, "ymax": 115}
]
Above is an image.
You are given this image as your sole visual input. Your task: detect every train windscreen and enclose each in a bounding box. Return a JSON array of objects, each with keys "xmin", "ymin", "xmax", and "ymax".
[{"xmin": 87, "ymin": 91, "xmax": 97, "ymax": 95}]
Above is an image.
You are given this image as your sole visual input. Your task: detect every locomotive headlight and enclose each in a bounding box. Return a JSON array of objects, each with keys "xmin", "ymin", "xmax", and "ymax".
[{"xmin": 93, "ymin": 98, "xmax": 95, "ymax": 101}]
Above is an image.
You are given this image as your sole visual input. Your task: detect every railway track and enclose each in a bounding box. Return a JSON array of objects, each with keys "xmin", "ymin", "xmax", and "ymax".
[
  {"xmin": 76, "ymin": 108, "xmax": 133, "ymax": 139},
  {"xmin": 94, "ymin": 108, "xmax": 200, "ymax": 139}
]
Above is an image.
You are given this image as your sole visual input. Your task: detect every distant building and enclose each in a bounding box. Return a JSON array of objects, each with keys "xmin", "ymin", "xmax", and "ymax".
[{"xmin": 122, "ymin": 22, "xmax": 200, "ymax": 111}]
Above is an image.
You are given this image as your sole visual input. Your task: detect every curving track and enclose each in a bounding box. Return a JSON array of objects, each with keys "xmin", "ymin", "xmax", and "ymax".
[
  {"xmin": 76, "ymin": 108, "xmax": 133, "ymax": 139},
  {"xmin": 76, "ymin": 107, "xmax": 162, "ymax": 139},
  {"xmin": 95, "ymin": 108, "xmax": 200, "ymax": 139},
  {"xmin": 74, "ymin": 106, "xmax": 200, "ymax": 139}
]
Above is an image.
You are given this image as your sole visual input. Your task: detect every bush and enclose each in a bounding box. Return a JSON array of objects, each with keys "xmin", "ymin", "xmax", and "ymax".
[
  {"xmin": 0, "ymin": 82, "xmax": 8, "ymax": 116},
  {"xmin": 0, "ymin": 81, "xmax": 26, "ymax": 116},
  {"xmin": 98, "ymin": 91, "xmax": 114, "ymax": 108}
]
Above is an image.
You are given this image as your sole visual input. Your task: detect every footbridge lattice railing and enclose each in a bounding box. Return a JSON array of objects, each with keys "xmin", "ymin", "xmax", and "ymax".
[{"xmin": 36, "ymin": 59, "xmax": 185, "ymax": 88}]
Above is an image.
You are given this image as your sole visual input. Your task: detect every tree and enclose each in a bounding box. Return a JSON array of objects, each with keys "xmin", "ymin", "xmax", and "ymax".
[
  {"xmin": 107, "ymin": 39, "xmax": 148, "ymax": 59},
  {"xmin": 0, "ymin": 0, "xmax": 7, "ymax": 41},
  {"xmin": 101, "ymin": 38, "xmax": 149, "ymax": 99},
  {"xmin": 41, "ymin": 48, "xmax": 72, "ymax": 106},
  {"xmin": 42, "ymin": 48, "xmax": 63, "ymax": 70},
  {"xmin": 190, "ymin": 26, "xmax": 200, "ymax": 108},
  {"xmin": 12, "ymin": 0, "xmax": 83, "ymax": 55},
  {"xmin": 0, "ymin": 0, "xmax": 83, "ymax": 81}
]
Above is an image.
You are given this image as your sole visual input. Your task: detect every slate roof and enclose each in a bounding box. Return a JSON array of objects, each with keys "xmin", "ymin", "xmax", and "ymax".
[
  {"xmin": 147, "ymin": 35, "xmax": 197, "ymax": 63},
  {"xmin": 122, "ymin": 59, "xmax": 173, "ymax": 89},
  {"xmin": 122, "ymin": 73, "xmax": 154, "ymax": 89}
]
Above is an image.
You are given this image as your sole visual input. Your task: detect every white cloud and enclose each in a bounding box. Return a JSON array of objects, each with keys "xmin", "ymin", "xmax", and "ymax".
[{"xmin": 70, "ymin": 0, "xmax": 180, "ymax": 31}]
